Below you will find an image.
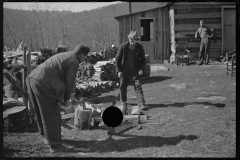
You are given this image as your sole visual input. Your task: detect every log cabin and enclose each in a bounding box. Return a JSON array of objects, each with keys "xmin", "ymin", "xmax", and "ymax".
[{"xmin": 114, "ymin": 2, "xmax": 236, "ymax": 63}]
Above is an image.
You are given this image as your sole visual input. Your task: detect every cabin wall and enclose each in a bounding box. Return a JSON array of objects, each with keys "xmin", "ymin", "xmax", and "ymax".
[
  {"xmin": 173, "ymin": 3, "xmax": 235, "ymax": 61},
  {"xmin": 117, "ymin": 7, "xmax": 170, "ymax": 63}
]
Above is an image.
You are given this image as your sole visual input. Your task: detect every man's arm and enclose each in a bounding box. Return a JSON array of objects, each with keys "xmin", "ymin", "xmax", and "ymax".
[
  {"xmin": 115, "ymin": 44, "xmax": 123, "ymax": 74},
  {"xmin": 195, "ymin": 28, "xmax": 200, "ymax": 38},
  {"xmin": 208, "ymin": 28, "xmax": 214, "ymax": 38},
  {"xmin": 64, "ymin": 60, "xmax": 79, "ymax": 101},
  {"xmin": 139, "ymin": 44, "xmax": 146, "ymax": 72}
]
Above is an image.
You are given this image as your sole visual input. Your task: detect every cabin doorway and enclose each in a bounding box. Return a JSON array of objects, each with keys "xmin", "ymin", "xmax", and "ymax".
[{"xmin": 139, "ymin": 18, "xmax": 155, "ymax": 63}]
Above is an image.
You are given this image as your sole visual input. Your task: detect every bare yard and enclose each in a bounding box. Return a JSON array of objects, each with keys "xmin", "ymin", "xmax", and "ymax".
[{"xmin": 3, "ymin": 63, "xmax": 236, "ymax": 157}]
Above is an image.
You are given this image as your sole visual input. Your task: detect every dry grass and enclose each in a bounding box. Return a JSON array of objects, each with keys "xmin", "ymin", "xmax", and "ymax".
[{"xmin": 3, "ymin": 63, "xmax": 236, "ymax": 157}]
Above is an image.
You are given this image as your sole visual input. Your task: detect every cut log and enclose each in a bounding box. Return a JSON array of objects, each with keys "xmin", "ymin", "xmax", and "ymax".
[
  {"xmin": 107, "ymin": 120, "xmax": 133, "ymax": 135},
  {"xmin": 62, "ymin": 113, "xmax": 75, "ymax": 120},
  {"xmin": 3, "ymin": 73, "xmax": 28, "ymax": 97},
  {"xmin": 74, "ymin": 106, "xmax": 92, "ymax": 130},
  {"xmin": 123, "ymin": 115, "xmax": 140, "ymax": 122},
  {"xmin": 127, "ymin": 105, "xmax": 141, "ymax": 115}
]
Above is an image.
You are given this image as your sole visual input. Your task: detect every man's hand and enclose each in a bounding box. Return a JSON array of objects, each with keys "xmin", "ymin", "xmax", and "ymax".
[
  {"xmin": 118, "ymin": 72, "xmax": 123, "ymax": 78},
  {"xmin": 139, "ymin": 69, "xmax": 143, "ymax": 75},
  {"xmin": 63, "ymin": 100, "xmax": 71, "ymax": 106},
  {"xmin": 195, "ymin": 34, "xmax": 197, "ymax": 39}
]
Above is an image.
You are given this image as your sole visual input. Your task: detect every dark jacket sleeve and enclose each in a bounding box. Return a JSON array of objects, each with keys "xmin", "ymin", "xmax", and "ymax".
[
  {"xmin": 115, "ymin": 44, "xmax": 124, "ymax": 73},
  {"xmin": 139, "ymin": 44, "xmax": 146, "ymax": 72},
  {"xmin": 64, "ymin": 59, "xmax": 79, "ymax": 101}
]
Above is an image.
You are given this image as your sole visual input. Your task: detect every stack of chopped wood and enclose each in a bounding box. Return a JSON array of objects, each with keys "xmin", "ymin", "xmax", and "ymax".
[
  {"xmin": 100, "ymin": 62, "xmax": 119, "ymax": 81},
  {"xmin": 92, "ymin": 61, "xmax": 114, "ymax": 81},
  {"xmin": 84, "ymin": 52, "xmax": 103, "ymax": 64},
  {"xmin": 76, "ymin": 64, "xmax": 95, "ymax": 84},
  {"xmin": 75, "ymin": 81, "xmax": 117, "ymax": 98}
]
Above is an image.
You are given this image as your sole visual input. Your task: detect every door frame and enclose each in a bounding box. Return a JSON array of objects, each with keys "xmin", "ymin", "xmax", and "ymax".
[
  {"xmin": 139, "ymin": 17, "xmax": 156, "ymax": 63},
  {"xmin": 221, "ymin": 6, "xmax": 236, "ymax": 55}
]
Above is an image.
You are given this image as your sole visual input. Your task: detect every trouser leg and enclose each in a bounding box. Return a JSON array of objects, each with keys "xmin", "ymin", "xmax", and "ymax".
[
  {"xmin": 199, "ymin": 42, "xmax": 205, "ymax": 64},
  {"xmin": 26, "ymin": 77, "xmax": 44, "ymax": 136},
  {"xmin": 28, "ymin": 78, "xmax": 62, "ymax": 145},
  {"xmin": 204, "ymin": 40, "xmax": 210, "ymax": 64},
  {"xmin": 119, "ymin": 72, "xmax": 130, "ymax": 103},
  {"xmin": 132, "ymin": 75, "xmax": 145, "ymax": 105}
]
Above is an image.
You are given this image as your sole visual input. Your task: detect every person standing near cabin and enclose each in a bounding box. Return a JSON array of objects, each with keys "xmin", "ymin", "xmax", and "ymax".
[
  {"xmin": 195, "ymin": 20, "xmax": 214, "ymax": 65},
  {"xmin": 115, "ymin": 30, "xmax": 147, "ymax": 115},
  {"xmin": 26, "ymin": 44, "xmax": 90, "ymax": 153}
]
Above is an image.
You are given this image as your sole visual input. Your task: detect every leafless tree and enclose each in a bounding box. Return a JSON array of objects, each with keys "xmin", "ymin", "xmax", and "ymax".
[{"xmin": 3, "ymin": 16, "xmax": 18, "ymax": 49}]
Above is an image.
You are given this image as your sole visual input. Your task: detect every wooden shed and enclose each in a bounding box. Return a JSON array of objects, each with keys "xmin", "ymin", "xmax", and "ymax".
[
  {"xmin": 114, "ymin": 2, "xmax": 236, "ymax": 63},
  {"xmin": 114, "ymin": 3, "xmax": 170, "ymax": 63}
]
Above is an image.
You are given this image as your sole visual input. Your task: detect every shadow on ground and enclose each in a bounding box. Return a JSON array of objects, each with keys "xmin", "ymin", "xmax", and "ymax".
[
  {"xmin": 129, "ymin": 102, "xmax": 225, "ymax": 110},
  {"xmin": 141, "ymin": 76, "xmax": 172, "ymax": 84},
  {"xmin": 3, "ymin": 148, "xmax": 22, "ymax": 157},
  {"xmin": 8, "ymin": 122, "xmax": 39, "ymax": 134},
  {"xmin": 62, "ymin": 134, "xmax": 198, "ymax": 153}
]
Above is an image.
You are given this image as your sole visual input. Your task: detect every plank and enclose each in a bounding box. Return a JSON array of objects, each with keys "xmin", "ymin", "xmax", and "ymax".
[
  {"xmin": 175, "ymin": 34, "xmax": 221, "ymax": 39},
  {"xmin": 62, "ymin": 113, "xmax": 75, "ymax": 120},
  {"xmin": 175, "ymin": 18, "xmax": 221, "ymax": 25},
  {"xmin": 175, "ymin": 24, "xmax": 221, "ymax": 31},
  {"xmin": 175, "ymin": 12, "xmax": 221, "ymax": 19},
  {"xmin": 107, "ymin": 121, "xmax": 133, "ymax": 135},
  {"xmin": 146, "ymin": 9, "xmax": 155, "ymax": 17},
  {"xmin": 174, "ymin": 3, "xmax": 234, "ymax": 8},
  {"xmin": 177, "ymin": 8, "xmax": 221, "ymax": 15}
]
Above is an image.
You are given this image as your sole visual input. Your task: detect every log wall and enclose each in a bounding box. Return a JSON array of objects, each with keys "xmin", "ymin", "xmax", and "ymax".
[{"xmin": 173, "ymin": 3, "xmax": 235, "ymax": 61}]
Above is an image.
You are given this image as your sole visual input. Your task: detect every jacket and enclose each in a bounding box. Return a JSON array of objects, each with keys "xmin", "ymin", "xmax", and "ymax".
[
  {"xmin": 115, "ymin": 41, "xmax": 146, "ymax": 74},
  {"xmin": 28, "ymin": 45, "xmax": 82, "ymax": 101}
]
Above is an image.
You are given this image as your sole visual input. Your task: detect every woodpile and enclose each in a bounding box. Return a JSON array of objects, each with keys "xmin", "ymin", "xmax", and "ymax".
[
  {"xmin": 75, "ymin": 80, "xmax": 117, "ymax": 98},
  {"xmin": 76, "ymin": 64, "xmax": 95, "ymax": 84},
  {"xmin": 104, "ymin": 47, "xmax": 118, "ymax": 60},
  {"xmin": 84, "ymin": 52, "xmax": 103, "ymax": 64},
  {"xmin": 100, "ymin": 62, "xmax": 119, "ymax": 81}
]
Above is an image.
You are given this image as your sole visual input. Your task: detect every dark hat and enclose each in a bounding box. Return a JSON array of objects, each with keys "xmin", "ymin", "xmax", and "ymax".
[{"xmin": 128, "ymin": 31, "xmax": 140, "ymax": 41}]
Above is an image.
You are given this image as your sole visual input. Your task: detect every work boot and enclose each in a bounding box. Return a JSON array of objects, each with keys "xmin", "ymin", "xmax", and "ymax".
[
  {"xmin": 49, "ymin": 144, "xmax": 72, "ymax": 153},
  {"xmin": 121, "ymin": 102, "xmax": 128, "ymax": 115},
  {"xmin": 139, "ymin": 104, "xmax": 148, "ymax": 111}
]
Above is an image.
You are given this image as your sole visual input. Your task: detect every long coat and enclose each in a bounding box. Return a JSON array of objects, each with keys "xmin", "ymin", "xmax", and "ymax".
[
  {"xmin": 115, "ymin": 42, "xmax": 146, "ymax": 74},
  {"xmin": 27, "ymin": 45, "xmax": 82, "ymax": 101}
]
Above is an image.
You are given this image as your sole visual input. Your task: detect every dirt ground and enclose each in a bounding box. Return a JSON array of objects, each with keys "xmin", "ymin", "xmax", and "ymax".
[{"xmin": 3, "ymin": 62, "xmax": 236, "ymax": 157}]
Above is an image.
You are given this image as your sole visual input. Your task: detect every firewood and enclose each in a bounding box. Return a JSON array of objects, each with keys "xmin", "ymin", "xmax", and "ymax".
[
  {"xmin": 74, "ymin": 107, "xmax": 92, "ymax": 130},
  {"xmin": 3, "ymin": 72, "xmax": 28, "ymax": 97},
  {"xmin": 107, "ymin": 120, "xmax": 133, "ymax": 135},
  {"xmin": 62, "ymin": 113, "xmax": 75, "ymax": 120}
]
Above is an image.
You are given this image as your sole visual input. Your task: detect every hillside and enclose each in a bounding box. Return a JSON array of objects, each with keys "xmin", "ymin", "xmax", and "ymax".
[{"xmin": 3, "ymin": 2, "xmax": 166, "ymax": 52}]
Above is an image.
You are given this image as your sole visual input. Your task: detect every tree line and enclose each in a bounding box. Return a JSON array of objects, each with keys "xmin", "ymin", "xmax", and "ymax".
[{"xmin": 3, "ymin": 2, "xmax": 164, "ymax": 52}]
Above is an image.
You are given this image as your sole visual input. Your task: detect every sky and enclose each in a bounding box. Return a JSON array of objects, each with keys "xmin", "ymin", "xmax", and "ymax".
[{"xmin": 3, "ymin": 2, "xmax": 122, "ymax": 12}]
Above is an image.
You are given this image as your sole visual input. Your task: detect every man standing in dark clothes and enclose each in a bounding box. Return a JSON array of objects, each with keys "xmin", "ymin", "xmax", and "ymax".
[
  {"xmin": 195, "ymin": 20, "xmax": 214, "ymax": 65},
  {"xmin": 115, "ymin": 31, "xmax": 147, "ymax": 114},
  {"xmin": 26, "ymin": 44, "xmax": 90, "ymax": 153}
]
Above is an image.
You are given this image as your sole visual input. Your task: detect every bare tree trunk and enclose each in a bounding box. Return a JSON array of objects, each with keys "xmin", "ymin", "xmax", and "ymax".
[{"xmin": 4, "ymin": 18, "xmax": 18, "ymax": 49}]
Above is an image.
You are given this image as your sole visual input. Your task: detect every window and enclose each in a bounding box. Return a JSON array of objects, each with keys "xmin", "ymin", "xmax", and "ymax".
[{"xmin": 140, "ymin": 19, "xmax": 154, "ymax": 41}]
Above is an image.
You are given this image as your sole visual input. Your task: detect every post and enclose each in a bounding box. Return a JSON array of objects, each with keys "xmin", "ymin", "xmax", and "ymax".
[
  {"xmin": 169, "ymin": 6, "xmax": 176, "ymax": 64},
  {"xmin": 26, "ymin": 51, "xmax": 32, "ymax": 75},
  {"xmin": 26, "ymin": 50, "xmax": 35, "ymax": 123},
  {"xmin": 22, "ymin": 45, "xmax": 28, "ymax": 107},
  {"xmin": 129, "ymin": 2, "xmax": 132, "ymax": 30}
]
